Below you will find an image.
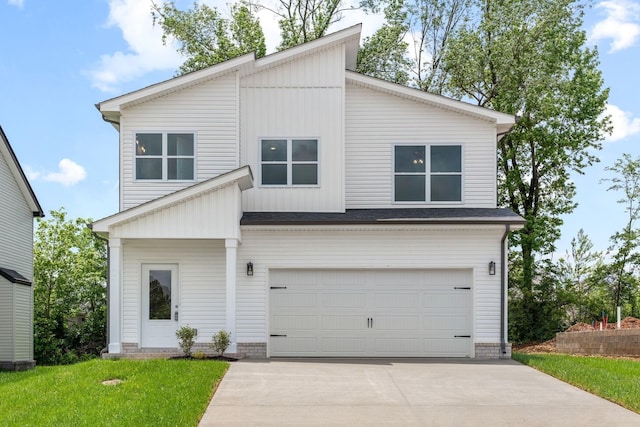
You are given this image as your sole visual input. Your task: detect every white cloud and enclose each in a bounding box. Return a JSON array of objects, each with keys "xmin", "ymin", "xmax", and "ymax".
[
  {"xmin": 604, "ymin": 104, "xmax": 640, "ymax": 141},
  {"xmin": 591, "ymin": 0, "xmax": 640, "ymax": 52},
  {"xmin": 86, "ymin": 0, "xmax": 182, "ymax": 92},
  {"xmin": 8, "ymin": 0, "xmax": 24, "ymax": 7},
  {"xmin": 42, "ymin": 159, "xmax": 87, "ymax": 187},
  {"xmin": 23, "ymin": 165, "xmax": 40, "ymax": 181}
]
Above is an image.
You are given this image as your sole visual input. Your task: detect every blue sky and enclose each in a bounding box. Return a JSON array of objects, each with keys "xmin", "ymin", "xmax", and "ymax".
[{"xmin": 1, "ymin": 0, "xmax": 639, "ymax": 256}]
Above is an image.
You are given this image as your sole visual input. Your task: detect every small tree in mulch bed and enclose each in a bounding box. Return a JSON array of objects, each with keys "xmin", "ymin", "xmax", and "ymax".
[
  {"xmin": 176, "ymin": 326, "xmax": 197, "ymax": 357},
  {"xmin": 210, "ymin": 330, "xmax": 231, "ymax": 358}
]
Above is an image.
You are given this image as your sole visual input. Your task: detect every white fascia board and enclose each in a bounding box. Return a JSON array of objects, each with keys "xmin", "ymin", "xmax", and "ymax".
[
  {"xmin": 92, "ymin": 165, "xmax": 253, "ymax": 233},
  {"xmin": 255, "ymin": 24, "xmax": 362, "ymax": 71},
  {"xmin": 98, "ymin": 54, "xmax": 255, "ymax": 115},
  {"xmin": 346, "ymin": 71, "xmax": 515, "ymax": 128}
]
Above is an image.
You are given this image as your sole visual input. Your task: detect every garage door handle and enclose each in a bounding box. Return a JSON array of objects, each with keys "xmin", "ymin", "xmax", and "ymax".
[
  {"xmin": 454, "ymin": 335, "xmax": 471, "ymax": 338},
  {"xmin": 454, "ymin": 287, "xmax": 471, "ymax": 290},
  {"xmin": 367, "ymin": 317, "xmax": 373, "ymax": 328},
  {"xmin": 270, "ymin": 334, "xmax": 287, "ymax": 337},
  {"xmin": 270, "ymin": 286, "xmax": 287, "ymax": 289}
]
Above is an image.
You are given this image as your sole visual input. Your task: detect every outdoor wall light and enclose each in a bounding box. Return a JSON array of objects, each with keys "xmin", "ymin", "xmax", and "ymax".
[
  {"xmin": 489, "ymin": 261, "xmax": 496, "ymax": 276},
  {"xmin": 247, "ymin": 262, "xmax": 254, "ymax": 276}
]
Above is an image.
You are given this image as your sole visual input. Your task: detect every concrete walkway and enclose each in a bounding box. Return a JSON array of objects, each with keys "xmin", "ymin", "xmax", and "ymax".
[{"xmin": 199, "ymin": 358, "xmax": 640, "ymax": 426}]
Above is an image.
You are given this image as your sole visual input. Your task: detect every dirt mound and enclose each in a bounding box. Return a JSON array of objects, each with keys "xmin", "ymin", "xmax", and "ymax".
[
  {"xmin": 620, "ymin": 316, "xmax": 640, "ymax": 329},
  {"xmin": 566, "ymin": 322, "xmax": 594, "ymax": 332}
]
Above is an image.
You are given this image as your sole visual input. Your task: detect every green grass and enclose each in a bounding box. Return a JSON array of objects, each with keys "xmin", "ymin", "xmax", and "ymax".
[
  {"xmin": 513, "ymin": 352, "xmax": 640, "ymax": 413},
  {"xmin": 0, "ymin": 358, "xmax": 229, "ymax": 427}
]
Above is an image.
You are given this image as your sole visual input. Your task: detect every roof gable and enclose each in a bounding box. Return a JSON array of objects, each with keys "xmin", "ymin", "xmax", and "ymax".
[
  {"xmin": 92, "ymin": 165, "xmax": 253, "ymax": 236},
  {"xmin": 0, "ymin": 126, "xmax": 44, "ymax": 218},
  {"xmin": 346, "ymin": 72, "xmax": 515, "ymax": 135},
  {"xmin": 97, "ymin": 24, "xmax": 362, "ymax": 125}
]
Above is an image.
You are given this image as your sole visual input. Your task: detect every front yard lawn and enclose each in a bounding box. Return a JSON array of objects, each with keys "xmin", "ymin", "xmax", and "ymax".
[
  {"xmin": 513, "ymin": 352, "xmax": 640, "ymax": 413},
  {"xmin": 0, "ymin": 358, "xmax": 228, "ymax": 426}
]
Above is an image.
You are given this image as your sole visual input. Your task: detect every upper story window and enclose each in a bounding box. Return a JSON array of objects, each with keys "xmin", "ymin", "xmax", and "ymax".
[
  {"xmin": 135, "ymin": 133, "xmax": 195, "ymax": 181},
  {"xmin": 261, "ymin": 139, "xmax": 318, "ymax": 186},
  {"xmin": 394, "ymin": 144, "xmax": 462, "ymax": 202}
]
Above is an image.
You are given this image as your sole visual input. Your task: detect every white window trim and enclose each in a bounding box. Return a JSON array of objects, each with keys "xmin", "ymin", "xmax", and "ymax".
[
  {"xmin": 259, "ymin": 137, "xmax": 320, "ymax": 187},
  {"xmin": 133, "ymin": 131, "xmax": 197, "ymax": 182},
  {"xmin": 392, "ymin": 143, "xmax": 464, "ymax": 204}
]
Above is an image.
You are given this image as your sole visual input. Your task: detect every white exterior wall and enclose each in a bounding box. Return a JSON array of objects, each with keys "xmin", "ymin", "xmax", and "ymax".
[
  {"xmin": 109, "ymin": 183, "xmax": 243, "ymax": 240},
  {"xmin": 240, "ymin": 46, "xmax": 345, "ymax": 212},
  {"xmin": 121, "ymin": 240, "xmax": 226, "ymax": 346},
  {"xmin": 0, "ymin": 280, "xmax": 12, "ymax": 360},
  {"xmin": 345, "ymin": 82, "xmax": 498, "ymax": 208},
  {"xmin": 120, "ymin": 73, "xmax": 238, "ymax": 210},
  {"xmin": 235, "ymin": 225, "xmax": 505, "ymax": 345},
  {"xmin": 0, "ymin": 147, "xmax": 34, "ymax": 363}
]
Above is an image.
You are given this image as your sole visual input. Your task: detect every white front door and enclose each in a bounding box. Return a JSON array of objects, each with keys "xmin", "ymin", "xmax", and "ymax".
[{"xmin": 141, "ymin": 264, "xmax": 179, "ymax": 348}]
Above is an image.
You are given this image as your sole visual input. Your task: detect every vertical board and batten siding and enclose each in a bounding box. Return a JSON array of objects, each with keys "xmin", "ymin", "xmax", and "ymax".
[
  {"xmin": 120, "ymin": 73, "xmax": 238, "ymax": 210},
  {"xmin": 110, "ymin": 183, "xmax": 242, "ymax": 239},
  {"xmin": 345, "ymin": 83, "xmax": 498, "ymax": 209},
  {"xmin": 121, "ymin": 240, "xmax": 226, "ymax": 345},
  {"xmin": 240, "ymin": 45, "xmax": 345, "ymax": 212},
  {"xmin": 0, "ymin": 149, "xmax": 34, "ymax": 362},
  {"xmin": 235, "ymin": 226, "xmax": 504, "ymax": 344}
]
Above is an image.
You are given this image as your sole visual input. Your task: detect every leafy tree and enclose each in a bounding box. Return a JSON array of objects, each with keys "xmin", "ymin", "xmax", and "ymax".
[
  {"xmin": 599, "ymin": 154, "xmax": 640, "ymax": 315},
  {"xmin": 359, "ymin": 0, "xmax": 471, "ymax": 92},
  {"xmin": 357, "ymin": 0, "xmax": 411, "ymax": 85},
  {"xmin": 442, "ymin": 0, "xmax": 609, "ymax": 341},
  {"xmin": 258, "ymin": 0, "xmax": 353, "ymax": 50},
  {"xmin": 557, "ymin": 229, "xmax": 603, "ymax": 323},
  {"xmin": 152, "ymin": 1, "xmax": 266, "ymax": 75},
  {"xmin": 33, "ymin": 209, "xmax": 107, "ymax": 364}
]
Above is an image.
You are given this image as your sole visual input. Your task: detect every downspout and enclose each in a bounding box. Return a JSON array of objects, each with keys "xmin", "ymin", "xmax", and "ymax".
[{"xmin": 500, "ymin": 224, "xmax": 510, "ymax": 356}]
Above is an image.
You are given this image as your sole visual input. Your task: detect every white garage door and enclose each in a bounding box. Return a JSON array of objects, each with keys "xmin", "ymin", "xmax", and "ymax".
[{"xmin": 269, "ymin": 269, "xmax": 472, "ymax": 357}]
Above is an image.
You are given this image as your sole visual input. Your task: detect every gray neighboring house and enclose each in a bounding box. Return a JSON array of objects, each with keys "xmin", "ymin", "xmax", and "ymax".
[{"xmin": 0, "ymin": 126, "xmax": 44, "ymax": 371}]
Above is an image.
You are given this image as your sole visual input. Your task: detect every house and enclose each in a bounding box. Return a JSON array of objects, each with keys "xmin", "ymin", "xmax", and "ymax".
[
  {"xmin": 92, "ymin": 25, "xmax": 525, "ymax": 359},
  {"xmin": 0, "ymin": 126, "xmax": 44, "ymax": 370}
]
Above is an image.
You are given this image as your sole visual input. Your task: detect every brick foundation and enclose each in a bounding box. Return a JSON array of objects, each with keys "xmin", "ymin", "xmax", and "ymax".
[
  {"xmin": 103, "ymin": 342, "xmax": 267, "ymax": 359},
  {"xmin": 556, "ymin": 329, "xmax": 640, "ymax": 356},
  {"xmin": 475, "ymin": 343, "xmax": 512, "ymax": 359}
]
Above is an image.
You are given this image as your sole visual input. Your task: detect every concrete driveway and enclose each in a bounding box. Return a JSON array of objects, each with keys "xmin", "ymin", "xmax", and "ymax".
[{"xmin": 199, "ymin": 358, "xmax": 640, "ymax": 426}]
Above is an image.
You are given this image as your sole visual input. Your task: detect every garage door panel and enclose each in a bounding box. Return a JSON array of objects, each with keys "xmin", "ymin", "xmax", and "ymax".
[
  {"xmin": 374, "ymin": 315, "xmax": 419, "ymax": 330},
  {"xmin": 269, "ymin": 269, "xmax": 473, "ymax": 357},
  {"xmin": 272, "ymin": 314, "xmax": 317, "ymax": 330},
  {"xmin": 322, "ymin": 292, "xmax": 367, "ymax": 308},
  {"xmin": 423, "ymin": 316, "xmax": 470, "ymax": 332},
  {"xmin": 271, "ymin": 293, "xmax": 318, "ymax": 308},
  {"xmin": 374, "ymin": 292, "xmax": 419, "ymax": 309},
  {"xmin": 374, "ymin": 338, "xmax": 419, "ymax": 353},
  {"xmin": 322, "ymin": 314, "xmax": 366, "ymax": 330},
  {"xmin": 321, "ymin": 337, "xmax": 366, "ymax": 353}
]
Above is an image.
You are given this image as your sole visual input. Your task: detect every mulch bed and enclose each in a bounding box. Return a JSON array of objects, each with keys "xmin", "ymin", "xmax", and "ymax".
[
  {"xmin": 515, "ymin": 317, "xmax": 640, "ymax": 354},
  {"xmin": 170, "ymin": 355, "xmax": 238, "ymax": 361}
]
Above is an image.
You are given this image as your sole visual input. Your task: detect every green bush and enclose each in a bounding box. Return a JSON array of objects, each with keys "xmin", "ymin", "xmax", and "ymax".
[
  {"xmin": 176, "ymin": 326, "xmax": 197, "ymax": 357},
  {"xmin": 210, "ymin": 330, "xmax": 231, "ymax": 356}
]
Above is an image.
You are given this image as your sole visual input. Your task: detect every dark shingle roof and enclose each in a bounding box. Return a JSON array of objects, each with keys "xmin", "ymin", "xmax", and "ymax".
[
  {"xmin": 241, "ymin": 208, "xmax": 525, "ymax": 226},
  {"xmin": 0, "ymin": 267, "xmax": 31, "ymax": 286}
]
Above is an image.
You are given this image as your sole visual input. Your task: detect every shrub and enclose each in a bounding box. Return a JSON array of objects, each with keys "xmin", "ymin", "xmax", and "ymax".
[
  {"xmin": 176, "ymin": 326, "xmax": 197, "ymax": 357},
  {"xmin": 210, "ymin": 330, "xmax": 231, "ymax": 357}
]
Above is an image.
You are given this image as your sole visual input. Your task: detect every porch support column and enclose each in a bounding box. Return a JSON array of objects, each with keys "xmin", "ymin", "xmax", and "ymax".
[
  {"xmin": 108, "ymin": 238, "xmax": 122, "ymax": 354},
  {"xmin": 225, "ymin": 238, "xmax": 238, "ymax": 354}
]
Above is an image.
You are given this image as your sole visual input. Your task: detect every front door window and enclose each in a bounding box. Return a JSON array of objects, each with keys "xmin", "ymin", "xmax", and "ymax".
[{"xmin": 148, "ymin": 270, "xmax": 172, "ymax": 320}]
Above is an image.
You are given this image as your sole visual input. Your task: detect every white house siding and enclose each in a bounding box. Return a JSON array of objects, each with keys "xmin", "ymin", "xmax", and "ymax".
[
  {"xmin": 13, "ymin": 285, "xmax": 32, "ymax": 360},
  {"xmin": 0, "ymin": 280, "xmax": 13, "ymax": 360},
  {"xmin": 121, "ymin": 239, "xmax": 226, "ymax": 346},
  {"xmin": 240, "ymin": 45, "xmax": 345, "ymax": 212},
  {"xmin": 235, "ymin": 225, "xmax": 505, "ymax": 348},
  {"xmin": 0, "ymin": 150, "xmax": 33, "ymax": 279},
  {"xmin": 120, "ymin": 73, "xmax": 238, "ymax": 210},
  {"xmin": 109, "ymin": 183, "xmax": 243, "ymax": 240},
  {"xmin": 345, "ymin": 82, "xmax": 498, "ymax": 209}
]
